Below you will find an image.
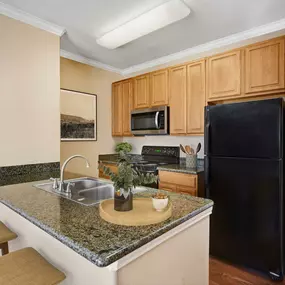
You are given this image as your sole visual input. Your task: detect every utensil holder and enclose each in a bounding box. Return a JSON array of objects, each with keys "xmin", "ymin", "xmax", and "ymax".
[{"xmin": 186, "ymin": 154, "xmax": 197, "ymax": 168}]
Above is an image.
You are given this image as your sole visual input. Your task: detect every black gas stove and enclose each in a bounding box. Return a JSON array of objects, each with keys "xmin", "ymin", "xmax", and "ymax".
[{"xmin": 134, "ymin": 146, "xmax": 180, "ymax": 188}]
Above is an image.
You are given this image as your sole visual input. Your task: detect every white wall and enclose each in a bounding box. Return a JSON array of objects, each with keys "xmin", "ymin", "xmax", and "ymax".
[
  {"xmin": 0, "ymin": 15, "xmax": 60, "ymax": 166},
  {"xmin": 123, "ymin": 136, "xmax": 204, "ymax": 159}
]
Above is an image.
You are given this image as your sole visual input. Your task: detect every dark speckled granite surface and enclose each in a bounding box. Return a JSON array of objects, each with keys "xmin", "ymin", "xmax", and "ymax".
[
  {"xmin": 0, "ymin": 162, "xmax": 60, "ymax": 186},
  {"xmin": 0, "ymin": 180, "xmax": 213, "ymax": 267},
  {"xmin": 157, "ymin": 160, "xmax": 204, "ymax": 174}
]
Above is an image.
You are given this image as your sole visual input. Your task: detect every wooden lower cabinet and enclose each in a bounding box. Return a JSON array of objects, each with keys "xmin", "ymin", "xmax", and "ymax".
[
  {"xmin": 158, "ymin": 170, "xmax": 204, "ymax": 197},
  {"xmin": 99, "ymin": 163, "xmax": 118, "ymax": 179}
]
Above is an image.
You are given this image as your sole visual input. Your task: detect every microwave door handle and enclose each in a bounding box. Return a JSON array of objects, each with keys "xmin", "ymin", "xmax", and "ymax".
[{"xmin": 155, "ymin": 111, "xmax": 159, "ymax": 129}]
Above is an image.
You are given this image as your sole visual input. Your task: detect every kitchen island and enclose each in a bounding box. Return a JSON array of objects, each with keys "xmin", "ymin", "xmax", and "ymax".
[{"xmin": 0, "ymin": 179, "xmax": 213, "ymax": 285}]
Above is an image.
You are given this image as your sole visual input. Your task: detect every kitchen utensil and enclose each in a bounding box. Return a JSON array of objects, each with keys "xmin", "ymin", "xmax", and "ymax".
[
  {"xmin": 180, "ymin": 144, "xmax": 186, "ymax": 154},
  {"xmin": 185, "ymin": 145, "xmax": 192, "ymax": 155},
  {"xmin": 196, "ymin": 143, "xmax": 201, "ymax": 154}
]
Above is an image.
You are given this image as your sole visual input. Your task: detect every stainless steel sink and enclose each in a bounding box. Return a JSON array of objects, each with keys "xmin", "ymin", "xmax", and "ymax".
[
  {"xmin": 34, "ymin": 178, "xmax": 114, "ymax": 206},
  {"xmin": 79, "ymin": 185, "xmax": 114, "ymax": 201}
]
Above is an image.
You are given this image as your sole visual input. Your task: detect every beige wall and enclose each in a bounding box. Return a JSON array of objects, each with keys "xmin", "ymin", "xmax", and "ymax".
[
  {"xmin": 0, "ymin": 15, "xmax": 60, "ymax": 167},
  {"xmin": 60, "ymin": 58, "xmax": 123, "ymax": 177}
]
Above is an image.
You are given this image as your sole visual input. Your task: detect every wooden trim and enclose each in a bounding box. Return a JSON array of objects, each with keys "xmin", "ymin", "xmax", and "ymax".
[{"xmin": 112, "ymin": 35, "xmax": 285, "ymax": 86}]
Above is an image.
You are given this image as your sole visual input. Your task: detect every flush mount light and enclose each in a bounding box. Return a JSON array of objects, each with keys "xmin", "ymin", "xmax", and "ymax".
[{"xmin": 96, "ymin": 0, "xmax": 191, "ymax": 49}]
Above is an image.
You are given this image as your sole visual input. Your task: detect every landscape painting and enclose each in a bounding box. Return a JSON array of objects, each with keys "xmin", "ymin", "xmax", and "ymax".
[{"xmin": 60, "ymin": 89, "xmax": 97, "ymax": 141}]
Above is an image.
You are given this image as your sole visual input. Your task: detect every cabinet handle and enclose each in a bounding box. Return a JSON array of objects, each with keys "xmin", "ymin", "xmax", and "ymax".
[{"xmin": 155, "ymin": 111, "xmax": 159, "ymax": 129}]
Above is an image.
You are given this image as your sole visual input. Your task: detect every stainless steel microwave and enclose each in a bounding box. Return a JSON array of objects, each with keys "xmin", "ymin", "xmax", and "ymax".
[{"xmin": 131, "ymin": 106, "xmax": 169, "ymax": 136}]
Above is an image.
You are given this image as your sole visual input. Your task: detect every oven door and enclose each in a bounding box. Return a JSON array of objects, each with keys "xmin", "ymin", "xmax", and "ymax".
[{"xmin": 131, "ymin": 106, "xmax": 169, "ymax": 135}]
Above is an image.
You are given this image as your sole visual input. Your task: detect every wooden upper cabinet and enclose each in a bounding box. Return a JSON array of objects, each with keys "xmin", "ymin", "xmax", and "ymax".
[
  {"xmin": 122, "ymin": 80, "xmax": 133, "ymax": 136},
  {"xmin": 133, "ymin": 74, "xmax": 150, "ymax": 109},
  {"xmin": 169, "ymin": 65, "xmax": 187, "ymax": 134},
  {"xmin": 112, "ymin": 82, "xmax": 123, "ymax": 136},
  {"xmin": 207, "ymin": 50, "xmax": 242, "ymax": 100},
  {"xmin": 186, "ymin": 60, "xmax": 206, "ymax": 134},
  {"xmin": 150, "ymin": 69, "xmax": 169, "ymax": 106},
  {"xmin": 245, "ymin": 38, "xmax": 285, "ymax": 94}
]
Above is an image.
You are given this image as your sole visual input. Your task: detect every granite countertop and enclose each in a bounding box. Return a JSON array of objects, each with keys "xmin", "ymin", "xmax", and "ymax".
[
  {"xmin": 0, "ymin": 180, "xmax": 212, "ymax": 267},
  {"xmin": 157, "ymin": 163, "xmax": 204, "ymax": 174}
]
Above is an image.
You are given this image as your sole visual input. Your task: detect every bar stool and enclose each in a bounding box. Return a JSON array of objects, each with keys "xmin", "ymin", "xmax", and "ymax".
[
  {"xmin": 0, "ymin": 221, "xmax": 17, "ymax": 255},
  {"xmin": 0, "ymin": 247, "xmax": 66, "ymax": 284}
]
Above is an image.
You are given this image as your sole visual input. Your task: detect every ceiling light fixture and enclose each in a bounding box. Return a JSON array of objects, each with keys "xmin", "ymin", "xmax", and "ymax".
[{"xmin": 96, "ymin": 0, "xmax": 191, "ymax": 49}]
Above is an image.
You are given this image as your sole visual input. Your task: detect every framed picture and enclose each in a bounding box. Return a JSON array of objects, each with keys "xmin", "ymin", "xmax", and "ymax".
[{"xmin": 60, "ymin": 89, "xmax": 97, "ymax": 141}]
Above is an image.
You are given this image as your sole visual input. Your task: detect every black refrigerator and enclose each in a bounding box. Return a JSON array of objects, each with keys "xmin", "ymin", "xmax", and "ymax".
[{"xmin": 205, "ymin": 98, "xmax": 284, "ymax": 281}]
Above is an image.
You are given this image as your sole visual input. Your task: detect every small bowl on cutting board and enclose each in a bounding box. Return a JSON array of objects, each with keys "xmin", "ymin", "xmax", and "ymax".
[{"xmin": 152, "ymin": 193, "xmax": 169, "ymax": 212}]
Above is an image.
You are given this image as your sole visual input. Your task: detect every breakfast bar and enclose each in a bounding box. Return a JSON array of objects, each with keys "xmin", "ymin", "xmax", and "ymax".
[{"xmin": 0, "ymin": 180, "xmax": 213, "ymax": 285}]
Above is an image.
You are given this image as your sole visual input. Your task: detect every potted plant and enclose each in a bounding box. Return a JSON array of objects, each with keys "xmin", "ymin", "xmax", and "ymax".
[
  {"xmin": 115, "ymin": 142, "xmax": 132, "ymax": 154},
  {"xmin": 100, "ymin": 151, "xmax": 157, "ymax": 212}
]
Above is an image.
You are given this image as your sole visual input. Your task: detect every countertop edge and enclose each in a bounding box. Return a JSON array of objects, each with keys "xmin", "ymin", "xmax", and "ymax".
[
  {"xmin": 0, "ymin": 198, "xmax": 213, "ymax": 267},
  {"xmin": 156, "ymin": 166, "xmax": 204, "ymax": 174},
  {"xmin": 0, "ymin": 200, "xmax": 106, "ymax": 267}
]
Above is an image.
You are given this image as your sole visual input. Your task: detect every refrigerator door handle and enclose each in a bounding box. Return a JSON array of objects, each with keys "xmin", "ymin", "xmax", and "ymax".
[
  {"xmin": 205, "ymin": 107, "xmax": 210, "ymax": 155},
  {"xmin": 204, "ymin": 156, "xmax": 210, "ymax": 198}
]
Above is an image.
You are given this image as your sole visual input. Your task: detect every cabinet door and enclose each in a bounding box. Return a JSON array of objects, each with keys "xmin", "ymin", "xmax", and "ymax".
[
  {"xmin": 122, "ymin": 80, "xmax": 133, "ymax": 136},
  {"xmin": 177, "ymin": 185, "xmax": 197, "ymax": 196},
  {"xmin": 112, "ymin": 82, "xmax": 123, "ymax": 136},
  {"xmin": 187, "ymin": 60, "xmax": 206, "ymax": 134},
  {"xmin": 159, "ymin": 171, "xmax": 197, "ymax": 188},
  {"xmin": 159, "ymin": 182, "xmax": 177, "ymax": 192},
  {"xmin": 99, "ymin": 163, "xmax": 118, "ymax": 179},
  {"xmin": 169, "ymin": 65, "xmax": 187, "ymax": 134},
  {"xmin": 134, "ymin": 74, "xmax": 150, "ymax": 109},
  {"xmin": 150, "ymin": 69, "xmax": 169, "ymax": 106},
  {"xmin": 245, "ymin": 39, "xmax": 285, "ymax": 94},
  {"xmin": 207, "ymin": 50, "xmax": 241, "ymax": 100}
]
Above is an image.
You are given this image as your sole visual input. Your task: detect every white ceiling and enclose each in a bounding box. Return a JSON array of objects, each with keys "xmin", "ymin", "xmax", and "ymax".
[{"xmin": 2, "ymin": 0, "xmax": 285, "ymax": 73}]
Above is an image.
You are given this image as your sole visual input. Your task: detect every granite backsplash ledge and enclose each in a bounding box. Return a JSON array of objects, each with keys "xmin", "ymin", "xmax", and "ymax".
[
  {"xmin": 99, "ymin": 154, "xmax": 204, "ymax": 174},
  {"xmin": 0, "ymin": 162, "xmax": 60, "ymax": 186}
]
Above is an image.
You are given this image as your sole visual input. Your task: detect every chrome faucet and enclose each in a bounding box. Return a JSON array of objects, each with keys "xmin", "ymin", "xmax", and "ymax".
[{"xmin": 58, "ymin": 155, "xmax": 90, "ymax": 193}]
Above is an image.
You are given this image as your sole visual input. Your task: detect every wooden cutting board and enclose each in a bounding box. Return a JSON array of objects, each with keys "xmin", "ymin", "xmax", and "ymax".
[{"xmin": 99, "ymin": 198, "xmax": 172, "ymax": 226}]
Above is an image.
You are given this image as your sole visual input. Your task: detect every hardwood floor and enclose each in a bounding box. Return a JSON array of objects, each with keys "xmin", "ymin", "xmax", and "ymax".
[{"xmin": 209, "ymin": 258, "xmax": 285, "ymax": 285}]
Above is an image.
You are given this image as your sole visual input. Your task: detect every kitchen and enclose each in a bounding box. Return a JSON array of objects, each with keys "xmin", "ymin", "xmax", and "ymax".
[{"xmin": 1, "ymin": 0, "xmax": 285, "ymax": 284}]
